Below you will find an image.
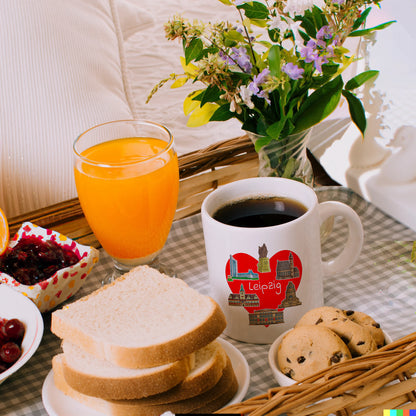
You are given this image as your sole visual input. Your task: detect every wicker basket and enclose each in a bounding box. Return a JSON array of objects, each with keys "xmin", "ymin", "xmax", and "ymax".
[
  {"xmin": 218, "ymin": 332, "xmax": 416, "ymax": 415},
  {"xmin": 175, "ymin": 134, "xmax": 258, "ymax": 220}
]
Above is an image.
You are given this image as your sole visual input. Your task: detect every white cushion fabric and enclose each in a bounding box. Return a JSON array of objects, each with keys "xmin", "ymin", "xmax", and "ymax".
[
  {"xmin": 124, "ymin": 0, "xmax": 243, "ymax": 156},
  {"xmin": 0, "ymin": 0, "xmax": 137, "ymax": 217}
]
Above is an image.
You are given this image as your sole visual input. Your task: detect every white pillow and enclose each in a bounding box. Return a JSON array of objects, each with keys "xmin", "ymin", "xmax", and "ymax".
[{"xmin": 0, "ymin": 0, "xmax": 138, "ymax": 217}]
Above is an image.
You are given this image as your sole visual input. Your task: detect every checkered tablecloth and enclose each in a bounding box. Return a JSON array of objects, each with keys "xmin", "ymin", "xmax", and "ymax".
[{"xmin": 2, "ymin": 187, "xmax": 416, "ymax": 416}]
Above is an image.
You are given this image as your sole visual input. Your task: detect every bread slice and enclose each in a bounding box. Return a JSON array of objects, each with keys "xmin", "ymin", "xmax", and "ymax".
[
  {"xmin": 136, "ymin": 340, "xmax": 227, "ymax": 404},
  {"xmin": 53, "ymin": 355, "xmax": 238, "ymax": 416},
  {"xmin": 51, "ymin": 266, "xmax": 226, "ymax": 368},
  {"xmin": 59, "ymin": 341, "xmax": 194, "ymax": 400},
  {"xmin": 59, "ymin": 339, "xmax": 227, "ymax": 401}
]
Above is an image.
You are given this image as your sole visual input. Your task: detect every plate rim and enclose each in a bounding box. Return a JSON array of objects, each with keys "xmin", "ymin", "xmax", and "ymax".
[{"xmin": 0, "ymin": 284, "xmax": 44, "ymax": 383}]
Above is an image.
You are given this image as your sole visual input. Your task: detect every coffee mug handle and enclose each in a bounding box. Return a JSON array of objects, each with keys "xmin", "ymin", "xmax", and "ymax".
[{"xmin": 318, "ymin": 201, "xmax": 364, "ymax": 276}]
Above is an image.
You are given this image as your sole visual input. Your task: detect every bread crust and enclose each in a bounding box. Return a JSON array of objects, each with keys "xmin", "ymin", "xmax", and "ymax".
[
  {"xmin": 51, "ymin": 267, "xmax": 227, "ymax": 368},
  {"xmin": 60, "ymin": 352, "xmax": 193, "ymax": 400},
  {"xmin": 53, "ymin": 355, "xmax": 238, "ymax": 416},
  {"xmin": 136, "ymin": 340, "xmax": 228, "ymax": 404}
]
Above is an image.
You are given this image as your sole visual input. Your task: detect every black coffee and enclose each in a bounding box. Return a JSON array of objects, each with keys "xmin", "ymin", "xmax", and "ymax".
[{"xmin": 213, "ymin": 196, "xmax": 307, "ymax": 228}]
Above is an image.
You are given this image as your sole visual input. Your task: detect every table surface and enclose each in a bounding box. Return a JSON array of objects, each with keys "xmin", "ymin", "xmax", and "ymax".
[{"xmin": 1, "ymin": 186, "xmax": 416, "ymax": 416}]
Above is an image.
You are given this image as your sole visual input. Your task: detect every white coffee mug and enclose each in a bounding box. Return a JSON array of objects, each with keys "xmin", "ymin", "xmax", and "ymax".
[{"xmin": 201, "ymin": 177, "xmax": 364, "ymax": 344}]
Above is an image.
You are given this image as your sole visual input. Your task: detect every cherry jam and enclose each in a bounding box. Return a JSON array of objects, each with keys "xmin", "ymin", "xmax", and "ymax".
[{"xmin": 0, "ymin": 235, "xmax": 80, "ymax": 285}]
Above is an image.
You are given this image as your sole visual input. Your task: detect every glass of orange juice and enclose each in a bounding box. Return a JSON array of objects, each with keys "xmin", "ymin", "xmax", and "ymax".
[{"xmin": 73, "ymin": 120, "xmax": 179, "ymax": 280}]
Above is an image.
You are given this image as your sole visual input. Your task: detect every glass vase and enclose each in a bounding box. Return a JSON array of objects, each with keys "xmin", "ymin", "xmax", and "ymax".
[
  {"xmin": 247, "ymin": 128, "xmax": 314, "ymax": 187},
  {"xmin": 248, "ymin": 128, "xmax": 333, "ymax": 238}
]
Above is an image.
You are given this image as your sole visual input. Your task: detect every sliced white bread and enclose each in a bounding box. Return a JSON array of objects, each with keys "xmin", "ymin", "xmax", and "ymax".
[
  {"xmin": 136, "ymin": 340, "xmax": 227, "ymax": 404},
  {"xmin": 53, "ymin": 355, "xmax": 238, "ymax": 416},
  {"xmin": 51, "ymin": 266, "xmax": 226, "ymax": 368},
  {"xmin": 59, "ymin": 341, "xmax": 194, "ymax": 400},
  {"xmin": 60, "ymin": 339, "xmax": 227, "ymax": 401}
]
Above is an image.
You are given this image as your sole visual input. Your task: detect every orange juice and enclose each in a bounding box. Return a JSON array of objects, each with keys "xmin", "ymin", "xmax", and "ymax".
[{"xmin": 74, "ymin": 137, "xmax": 179, "ymax": 264}]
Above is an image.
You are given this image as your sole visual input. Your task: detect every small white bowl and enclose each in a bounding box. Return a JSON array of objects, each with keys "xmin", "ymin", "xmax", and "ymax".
[
  {"xmin": 0, "ymin": 284, "xmax": 44, "ymax": 384},
  {"xmin": 268, "ymin": 327, "xmax": 393, "ymax": 386},
  {"xmin": 268, "ymin": 329, "xmax": 295, "ymax": 386}
]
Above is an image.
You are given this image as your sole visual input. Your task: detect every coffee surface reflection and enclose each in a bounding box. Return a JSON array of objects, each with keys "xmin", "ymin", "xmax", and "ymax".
[{"xmin": 213, "ymin": 196, "xmax": 307, "ymax": 228}]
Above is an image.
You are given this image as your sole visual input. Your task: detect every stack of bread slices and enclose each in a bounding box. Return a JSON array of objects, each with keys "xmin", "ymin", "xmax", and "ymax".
[{"xmin": 50, "ymin": 266, "xmax": 238, "ymax": 415}]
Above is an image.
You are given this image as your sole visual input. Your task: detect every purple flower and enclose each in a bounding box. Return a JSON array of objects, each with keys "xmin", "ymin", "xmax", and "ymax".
[
  {"xmin": 282, "ymin": 62, "xmax": 304, "ymax": 80},
  {"xmin": 253, "ymin": 68, "xmax": 270, "ymax": 85},
  {"xmin": 317, "ymin": 25, "xmax": 333, "ymax": 40},
  {"xmin": 246, "ymin": 69, "xmax": 271, "ymax": 103},
  {"xmin": 332, "ymin": 0, "xmax": 345, "ymax": 4},
  {"xmin": 300, "ymin": 40, "xmax": 318, "ymax": 63},
  {"xmin": 228, "ymin": 47, "xmax": 253, "ymax": 73},
  {"xmin": 313, "ymin": 55, "xmax": 329, "ymax": 73}
]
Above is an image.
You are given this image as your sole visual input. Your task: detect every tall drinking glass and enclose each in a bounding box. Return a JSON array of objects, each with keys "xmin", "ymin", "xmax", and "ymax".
[{"xmin": 73, "ymin": 120, "xmax": 179, "ymax": 282}]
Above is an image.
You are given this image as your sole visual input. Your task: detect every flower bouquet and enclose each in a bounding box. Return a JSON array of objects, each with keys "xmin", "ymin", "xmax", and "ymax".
[{"xmin": 148, "ymin": 0, "xmax": 394, "ymax": 182}]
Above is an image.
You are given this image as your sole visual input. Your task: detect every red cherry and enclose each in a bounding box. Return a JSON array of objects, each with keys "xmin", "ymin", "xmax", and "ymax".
[
  {"xmin": 2, "ymin": 319, "xmax": 25, "ymax": 342},
  {"xmin": 0, "ymin": 342, "xmax": 21, "ymax": 363}
]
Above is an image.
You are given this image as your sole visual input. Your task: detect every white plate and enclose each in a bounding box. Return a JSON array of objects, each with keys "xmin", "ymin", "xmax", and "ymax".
[
  {"xmin": 42, "ymin": 338, "xmax": 250, "ymax": 416},
  {"xmin": 0, "ymin": 284, "xmax": 44, "ymax": 384}
]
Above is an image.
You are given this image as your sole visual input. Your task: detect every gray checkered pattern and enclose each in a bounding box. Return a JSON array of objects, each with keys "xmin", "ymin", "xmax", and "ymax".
[{"xmin": 2, "ymin": 187, "xmax": 415, "ymax": 415}]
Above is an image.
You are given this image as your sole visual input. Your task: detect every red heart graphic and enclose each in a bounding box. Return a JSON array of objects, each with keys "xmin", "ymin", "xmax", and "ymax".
[{"xmin": 225, "ymin": 245, "xmax": 302, "ymax": 326}]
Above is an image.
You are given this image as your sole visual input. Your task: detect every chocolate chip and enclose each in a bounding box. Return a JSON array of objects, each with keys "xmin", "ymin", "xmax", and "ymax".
[
  {"xmin": 373, "ymin": 322, "xmax": 380, "ymax": 328},
  {"xmin": 357, "ymin": 341, "xmax": 365, "ymax": 346},
  {"xmin": 315, "ymin": 318, "xmax": 323, "ymax": 324},
  {"xmin": 286, "ymin": 357, "xmax": 291, "ymax": 363},
  {"xmin": 285, "ymin": 369, "xmax": 295, "ymax": 379},
  {"xmin": 331, "ymin": 317, "xmax": 338, "ymax": 321},
  {"xmin": 297, "ymin": 356, "xmax": 306, "ymax": 364},
  {"xmin": 345, "ymin": 310, "xmax": 354, "ymax": 316},
  {"xmin": 330, "ymin": 352, "xmax": 343, "ymax": 363}
]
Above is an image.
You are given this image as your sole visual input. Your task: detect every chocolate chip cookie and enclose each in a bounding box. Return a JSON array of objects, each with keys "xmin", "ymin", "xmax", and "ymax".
[
  {"xmin": 277, "ymin": 325, "xmax": 352, "ymax": 381},
  {"xmin": 317, "ymin": 318, "xmax": 377, "ymax": 357},
  {"xmin": 344, "ymin": 309, "xmax": 385, "ymax": 348},
  {"xmin": 295, "ymin": 306, "xmax": 347, "ymax": 327}
]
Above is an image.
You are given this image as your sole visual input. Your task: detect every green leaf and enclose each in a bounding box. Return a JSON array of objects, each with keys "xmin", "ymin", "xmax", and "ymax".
[
  {"xmin": 342, "ymin": 90, "xmax": 366, "ymax": 136},
  {"xmin": 193, "ymin": 85, "xmax": 222, "ymax": 106},
  {"xmin": 267, "ymin": 45, "xmax": 281, "ymax": 77},
  {"xmin": 184, "ymin": 38, "xmax": 203, "ymax": 65},
  {"xmin": 299, "ymin": 15, "xmax": 316, "ymax": 38},
  {"xmin": 293, "ymin": 75, "xmax": 343, "ymax": 133},
  {"xmin": 349, "ymin": 20, "xmax": 396, "ymax": 37},
  {"xmin": 237, "ymin": 1, "xmax": 269, "ymax": 20},
  {"xmin": 345, "ymin": 70, "xmax": 379, "ymax": 90},
  {"xmin": 224, "ymin": 29, "xmax": 246, "ymax": 43},
  {"xmin": 352, "ymin": 7, "xmax": 372, "ymax": 30},
  {"xmin": 298, "ymin": 29, "xmax": 310, "ymax": 43},
  {"xmin": 266, "ymin": 119, "xmax": 285, "ymax": 140},
  {"xmin": 217, "ymin": 0, "xmax": 233, "ymax": 4},
  {"xmin": 311, "ymin": 5, "xmax": 327, "ymax": 28},
  {"xmin": 197, "ymin": 46, "xmax": 219, "ymax": 60},
  {"xmin": 209, "ymin": 103, "xmax": 234, "ymax": 122},
  {"xmin": 248, "ymin": 18, "xmax": 268, "ymax": 28},
  {"xmin": 253, "ymin": 135, "xmax": 273, "ymax": 152}
]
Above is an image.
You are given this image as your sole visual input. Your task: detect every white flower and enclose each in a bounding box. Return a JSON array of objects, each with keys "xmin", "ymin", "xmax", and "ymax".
[
  {"xmin": 268, "ymin": 16, "xmax": 289, "ymax": 32},
  {"xmin": 282, "ymin": 38, "xmax": 294, "ymax": 51},
  {"xmin": 239, "ymin": 85, "xmax": 255, "ymax": 109},
  {"xmin": 283, "ymin": 0, "xmax": 314, "ymax": 17}
]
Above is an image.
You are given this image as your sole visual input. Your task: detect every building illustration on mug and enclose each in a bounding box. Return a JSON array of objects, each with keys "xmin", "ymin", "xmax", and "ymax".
[{"xmin": 227, "ymin": 244, "xmax": 302, "ymax": 326}]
